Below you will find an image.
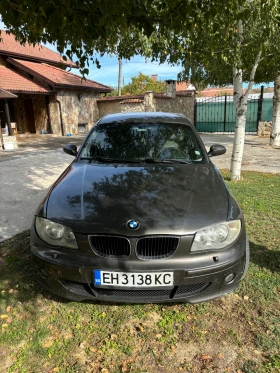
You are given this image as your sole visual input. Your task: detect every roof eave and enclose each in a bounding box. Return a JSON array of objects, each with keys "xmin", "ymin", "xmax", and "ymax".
[
  {"xmin": 0, "ymin": 50, "xmax": 76, "ymax": 67},
  {"xmin": 53, "ymin": 84, "xmax": 111, "ymax": 92},
  {"xmin": 8, "ymin": 90, "xmax": 54, "ymax": 95}
]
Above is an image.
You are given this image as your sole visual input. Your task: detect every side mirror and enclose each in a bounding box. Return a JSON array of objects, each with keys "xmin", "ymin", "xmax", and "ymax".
[
  {"xmin": 63, "ymin": 144, "xmax": 78, "ymax": 156},
  {"xmin": 207, "ymin": 144, "xmax": 226, "ymax": 157}
]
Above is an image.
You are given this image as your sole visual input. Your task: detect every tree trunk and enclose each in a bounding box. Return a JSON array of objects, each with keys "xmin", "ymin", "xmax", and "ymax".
[
  {"xmin": 230, "ymin": 67, "xmax": 247, "ymax": 181},
  {"xmin": 230, "ymin": 42, "xmax": 262, "ymax": 181},
  {"xmin": 270, "ymin": 73, "xmax": 280, "ymax": 147}
]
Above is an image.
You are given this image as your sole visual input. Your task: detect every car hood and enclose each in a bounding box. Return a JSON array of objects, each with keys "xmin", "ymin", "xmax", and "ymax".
[{"xmin": 46, "ymin": 162, "xmax": 229, "ymax": 236}]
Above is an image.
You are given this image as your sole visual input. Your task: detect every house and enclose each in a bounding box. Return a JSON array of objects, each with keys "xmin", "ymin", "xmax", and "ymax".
[{"xmin": 0, "ymin": 31, "xmax": 111, "ymax": 136}]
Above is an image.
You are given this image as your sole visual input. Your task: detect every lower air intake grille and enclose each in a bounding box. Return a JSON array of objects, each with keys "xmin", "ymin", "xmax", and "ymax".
[
  {"xmin": 91, "ymin": 287, "xmax": 173, "ymax": 298},
  {"xmin": 136, "ymin": 236, "xmax": 179, "ymax": 259},
  {"xmin": 60, "ymin": 279, "xmax": 210, "ymax": 300},
  {"xmin": 89, "ymin": 235, "xmax": 130, "ymax": 258},
  {"xmin": 60, "ymin": 279, "xmax": 95, "ymax": 297},
  {"xmin": 91, "ymin": 283, "xmax": 210, "ymax": 299},
  {"xmin": 174, "ymin": 282, "xmax": 210, "ymax": 297}
]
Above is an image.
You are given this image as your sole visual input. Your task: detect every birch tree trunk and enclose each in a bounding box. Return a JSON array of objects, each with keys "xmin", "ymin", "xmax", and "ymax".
[
  {"xmin": 270, "ymin": 73, "xmax": 280, "ymax": 147},
  {"xmin": 230, "ymin": 48, "xmax": 262, "ymax": 181},
  {"xmin": 230, "ymin": 68, "xmax": 247, "ymax": 181}
]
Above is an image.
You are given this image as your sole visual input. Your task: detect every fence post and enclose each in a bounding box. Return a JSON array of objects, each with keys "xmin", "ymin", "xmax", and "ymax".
[
  {"xmin": 223, "ymin": 94, "xmax": 227, "ymax": 132},
  {"xmin": 257, "ymin": 85, "xmax": 264, "ymax": 130}
]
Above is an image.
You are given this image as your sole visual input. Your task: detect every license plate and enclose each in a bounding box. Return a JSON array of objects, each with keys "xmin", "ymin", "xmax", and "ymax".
[{"xmin": 94, "ymin": 270, "xmax": 174, "ymax": 288}]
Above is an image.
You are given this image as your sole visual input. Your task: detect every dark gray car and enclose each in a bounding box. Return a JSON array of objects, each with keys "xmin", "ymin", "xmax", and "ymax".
[{"xmin": 30, "ymin": 112, "xmax": 249, "ymax": 303}]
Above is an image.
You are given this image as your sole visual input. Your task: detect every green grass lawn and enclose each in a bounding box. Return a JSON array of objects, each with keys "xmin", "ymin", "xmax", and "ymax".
[{"xmin": 0, "ymin": 171, "xmax": 279, "ymax": 373}]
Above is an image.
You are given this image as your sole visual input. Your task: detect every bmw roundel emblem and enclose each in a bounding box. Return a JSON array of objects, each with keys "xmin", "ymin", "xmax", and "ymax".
[{"xmin": 127, "ymin": 220, "xmax": 140, "ymax": 230}]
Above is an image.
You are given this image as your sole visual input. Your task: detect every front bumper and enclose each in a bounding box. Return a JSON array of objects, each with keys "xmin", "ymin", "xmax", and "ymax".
[{"xmin": 31, "ymin": 235, "xmax": 246, "ymax": 303}]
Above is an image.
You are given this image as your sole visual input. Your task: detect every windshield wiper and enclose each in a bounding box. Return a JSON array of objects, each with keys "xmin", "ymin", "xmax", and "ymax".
[
  {"xmin": 140, "ymin": 158, "xmax": 190, "ymax": 164},
  {"xmin": 91, "ymin": 156, "xmax": 141, "ymax": 164},
  {"xmin": 80, "ymin": 156, "xmax": 189, "ymax": 164}
]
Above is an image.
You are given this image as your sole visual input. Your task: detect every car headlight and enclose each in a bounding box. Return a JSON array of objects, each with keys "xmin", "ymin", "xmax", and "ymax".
[
  {"xmin": 35, "ymin": 217, "xmax": 78, "ymax": 249},
  {"xmin": 191, "ymin": 220, "xmax": 241, "ymax": 252}
]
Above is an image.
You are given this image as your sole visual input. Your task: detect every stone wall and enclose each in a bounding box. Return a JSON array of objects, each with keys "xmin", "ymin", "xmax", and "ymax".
[
  {"xmin": 51, "ymin": 90, "xmax": 100, "ymax": 135},
  {"xmin": 11, "ymin": 90, "xmax": 100, "ymax": 135},
  {"xmin": 49, "ymin": 96, "xmax": 61, "ymax": 135},
  {"xmin": 33, "ymin": 95, "xmax": 48, "ymax": 133},
  {"xmin": 120, "ymin": 102, "xmax": 144, "ymax": 112},
  {"xmin": 155, "ymin": 95, "xmax": 195, "ymax": 122},
  {"xmin": 13, "ymin": 95, "xmax": 49, "ymax": 134},
  {"xmin": 258, "ymin": 121, "xmax": 272, "ymax": 137},
  {"xmin": 13, "ymin": 96, "xmax": 28, "ymax": 133},
  {"xmin": 97, "ymin": 92, "xmax": 195, "ymax": 121},
  {"xmin": 98, "ymin": 100, "xmax": 122, "ymax": 119},
  {"xmin": 144, "ymin": 92, "xmax": 156, "ymax": 111}
]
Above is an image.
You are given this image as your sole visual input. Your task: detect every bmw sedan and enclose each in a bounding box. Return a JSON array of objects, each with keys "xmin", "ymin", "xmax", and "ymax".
[{"xmin": 30, "ymin": 112, "xmax": 249, "ymax": 303}]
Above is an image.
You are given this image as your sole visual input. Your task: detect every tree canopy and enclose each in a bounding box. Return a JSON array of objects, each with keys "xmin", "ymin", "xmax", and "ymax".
[
  {"xmin": 109, "ymin": 73, "xmax": 166, "ymax": 96},
  {"xmin": 0, "ymin": 1, "xmax": 242, "ymax": 74}
]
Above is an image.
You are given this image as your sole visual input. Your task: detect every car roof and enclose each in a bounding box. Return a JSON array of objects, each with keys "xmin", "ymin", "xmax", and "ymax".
[{"xmin": 99, "ymin": 112, "xmax": 193, "ymax": 125}]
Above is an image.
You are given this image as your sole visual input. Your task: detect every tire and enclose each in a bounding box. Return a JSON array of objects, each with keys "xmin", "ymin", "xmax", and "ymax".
[{"xmin": 241, "ymin": 236, "xmax": 250, "ymax": 280}]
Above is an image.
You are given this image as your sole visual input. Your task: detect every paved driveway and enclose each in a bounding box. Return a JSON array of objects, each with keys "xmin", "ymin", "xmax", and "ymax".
[
  {"xmin": 0, "ymin": 134, "xmax": 279, "ymax": 242},
  {"xmin": 202, "ymin": 134, "xmax": 280, "ymax": 173}
]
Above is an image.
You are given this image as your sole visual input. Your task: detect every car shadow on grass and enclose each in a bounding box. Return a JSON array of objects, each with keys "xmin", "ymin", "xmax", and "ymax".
[
  {"xmin": 0, "ymin": 230, "xmax": 71, "ymax": 307},
  {"xmin": 249, "ymin": 240, "xmax": 280, "ymax": 273}
]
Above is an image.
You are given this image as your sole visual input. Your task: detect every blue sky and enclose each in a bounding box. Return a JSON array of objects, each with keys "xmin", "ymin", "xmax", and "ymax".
[{"xmin": 85, "ymin": 55, "xmax": 182, "ymax": 88}]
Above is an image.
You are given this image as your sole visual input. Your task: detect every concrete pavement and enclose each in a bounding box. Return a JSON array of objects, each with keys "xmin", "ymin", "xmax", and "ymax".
[{"xmin": 0, "ymin": 133, "xmax": 279, "ymax": 242}]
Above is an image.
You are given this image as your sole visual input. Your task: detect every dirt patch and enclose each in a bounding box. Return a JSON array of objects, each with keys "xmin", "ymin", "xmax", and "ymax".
[{"xmin": 0, "ymin": 346, "xmax": 14, "ymax": 373}]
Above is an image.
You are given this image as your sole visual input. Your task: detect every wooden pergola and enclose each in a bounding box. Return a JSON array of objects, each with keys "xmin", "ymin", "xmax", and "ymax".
[{"xmin": 0, "ymin": 89, "xmax": 17, "ymax": 136}]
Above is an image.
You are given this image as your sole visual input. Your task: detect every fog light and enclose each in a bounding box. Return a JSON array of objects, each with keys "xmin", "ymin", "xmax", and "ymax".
[{"xmin": 225, "ymin": 273, "xmax": 235, "ymax": 283}]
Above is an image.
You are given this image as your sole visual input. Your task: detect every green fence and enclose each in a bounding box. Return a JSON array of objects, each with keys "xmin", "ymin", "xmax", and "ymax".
[
  {"xmin": 261, "ymin": 99, "xmax": 273, "ymax": 122},
  {"xmin": 195, "ymin": 95, "xmax": 273, "ymax": 133}
]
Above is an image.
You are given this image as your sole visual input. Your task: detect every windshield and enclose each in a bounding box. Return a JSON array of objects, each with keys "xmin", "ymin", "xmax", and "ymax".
[{"xmin": 79, "ymin": 122, "xmax": 206, "ymax": 164}]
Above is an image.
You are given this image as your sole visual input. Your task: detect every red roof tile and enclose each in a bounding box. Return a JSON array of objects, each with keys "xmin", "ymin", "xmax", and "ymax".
[
  {"xmin": 120, "ymin": 98, "xmax": 144, "ymax": 104},
  {"xmin": 98, "ymin": 93, "xmax": 177, "ymax": 102},
  {"xmin": 0, "ymin": 66, "xmax": 52, "ymax": 93},
  {"xmin": 176, "ymin": 81, "xmax": 189, "ymax": 91},
  {"xmin": 0, "ymin": 30, "xmax": 75, "ymax": 67},
  {"xmin": 97, "ymin": 94, "xmax": 145, "ymax": 102},
  {"xmin": 199, "ymin": 87, "xmax": 235, "ymax": 97},
  {"xmin": 8, "ymin": 59, "xmax": 112, "ymax": 92},
  {"xmin": 176, "ymin": 91, "xmax": 195, "ymax": 97}
]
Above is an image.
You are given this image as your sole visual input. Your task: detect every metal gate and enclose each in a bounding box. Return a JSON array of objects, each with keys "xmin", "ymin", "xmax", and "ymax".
[{"xmin": 194, "ymin": 94, "xmax": 262, "ymax": 133}]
